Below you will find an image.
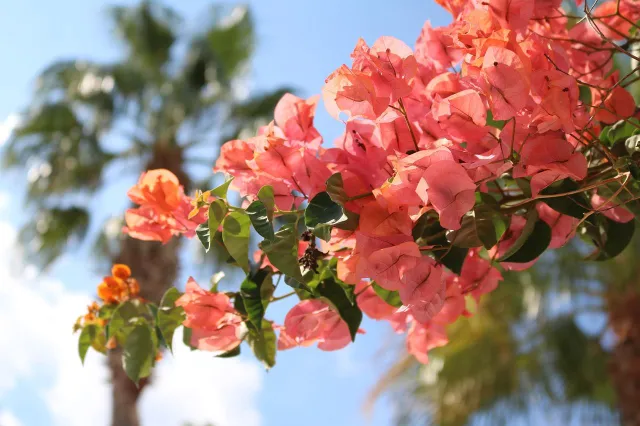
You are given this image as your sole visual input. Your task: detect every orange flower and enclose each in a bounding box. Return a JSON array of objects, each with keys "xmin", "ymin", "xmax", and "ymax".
[
  {"xmin": 112, "ymin": 264, "xmax": 131, "ymax": 280},
  {"xmin": 127, "ymin": 169, "xmax": 183, "ymax": 214},
  {"xmin": 97, "ymin": 276, "xmax": 128, "ymax": 304},
  {"xmin": 96, "ymin": 264, "xmax": 140, "ymax": 304}
]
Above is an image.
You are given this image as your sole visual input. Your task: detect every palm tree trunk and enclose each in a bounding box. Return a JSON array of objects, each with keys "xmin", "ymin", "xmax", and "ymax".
[
  {"xmin": 107, "ymin": 146, "xmax": 188, "ymax": 426},
  {"xmin": 608, "ymin": 291, "xmax": 640, "ymax": 426}
]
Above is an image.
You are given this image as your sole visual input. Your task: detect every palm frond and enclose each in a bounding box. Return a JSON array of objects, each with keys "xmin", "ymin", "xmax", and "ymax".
[
  {"xmin": 108, "ymin": 1, "xmax": 179, "ymax": 77},
  {"xmin": 19, "ymin": 206, "xmax": 90, "ymax": 267}
]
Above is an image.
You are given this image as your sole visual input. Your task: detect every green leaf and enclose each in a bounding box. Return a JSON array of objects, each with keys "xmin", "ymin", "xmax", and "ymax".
[
  {"xmin": 240, "ymin": 268, "xmax": 273, "ymax": 331},
  {"xmin": 222, "ymin": 211, "xmax": 251, "ymax": 272},
  {"xmin": 182, "ymin": 326, "xmax": 196, "ymax": 351},
  {"xmin": 157, "ymin": 288, "xmax": 185, "ymax": 353},
  {"xmin": 578, "ymin": 84, "xmax": 592, "ymax": 106},
  {"xmin": 326, "ymin": 173, "xmax": 349, "ymax": 204},
  {"xmin": 260, "ymin": 224, "xmax": 306, "ymax": 286},
  {"xmin": 196, "ymin": 223, "xmax": 211, "ymax": 252},
  {"xmin": 625, "ymin": 134, "xmax": 640, "ymax": 155},
  {"xmin": 211, "ymin": 176, "xmax": 234, "ymax": 199},
  {"xmin": 210, "ymin": 271, "xmax": 225, "ymax": 292},
  {"xmin": 257, "ymin": 185, "xmax": 275, "ymax": 221},
  {"xmin": 313, "ymin": 223, "xmax": 333, "ymax": 242},
  {"xmin": 413, "ymin": 212, "xmax": 469, "ymax": 274},
  {"xmin": 372, "ymin": 282, "xmax": 403, "ymax": 308},
  {"xmin": 540, "ymin": 180, "xmax": 590, "ymax": 219},
  {"xmin": 486, "ymin": 110, "xmax": 506, "ymax": 130},
  {"xmin": 98, "ymin": 304, "xmax": 117, "ymax": 320},
  {"xmin": 78, "ymin": 324, "xmax": 98, "ymax": 364},
  {"xmin": 122, "ymin": 323, "xmax": 155, "ymax": 385},
  {"xmin": 246, "ymin": 200, "xmax": 275, "ymax": 241},
  {"xmin": 216, "ymin": 344, "xmax": 241, "ymax": 358},
  {"xmin": 305, "ymin": 192, "xmax": 347, "ymax": 228},
  {"xmin": 436, "ymin": 246, "xmax": 468, "ymax": 274},
  {"xmin": 589, "ymin": 216, "xmax": 635, "ymax": 260},
  {"xmin": 498, "ymin": 210, "xmax": 552, "ymax": 263},
  {"xmin": 607, "ymin": 118, "xmax": 640, "ymax": 146},
  {"xmin": 107, "ymin": 300, "xmax": 151, "ymax": 343},
  {"xmin": 316, "ymin": 278, "xmax": 363, "ymax": 341},
  {"xmin": 246, "ymin": 320, "xmax": 277, "ymax": 369},
  {"xmin": 208, "ymin": 199, "xmax": 228, "ymax": 244},
  {"xmin": 448, "ymin": 206, "xmax": 508, "ymax": 249},
  {"xmin": 332, "ymin": 210, "xmax": 360, "ymax": 232}
]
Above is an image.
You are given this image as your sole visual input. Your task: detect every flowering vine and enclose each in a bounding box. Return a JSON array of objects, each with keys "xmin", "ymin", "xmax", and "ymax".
[{"xmin": 75, "ymin": 0, "xmax": 640, "ymax": 384}]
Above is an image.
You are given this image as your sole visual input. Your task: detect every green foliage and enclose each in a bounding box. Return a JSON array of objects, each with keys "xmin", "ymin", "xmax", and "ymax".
[
  {"xmin": 246, "ymin": 319, "xmax": 277, "ymax": 369},
  {"xmin": 257, "ymin": 185, "xmax": 275, "ymax": 221},
  {"xmin": 259, "ymin": 224, "xmax": 306, "ymax": 287},
  {"xmin": 449, "ymin": 202, "xmax": 508, "ymax": 250},
  {"xmin": 196, "ymin": 223, "xmax": 212, "ymax": 252},
  {"xmin": 78, "ymin": 324, "xmax": 99, "ymax": 364},
  {"xmin": 157, "ymin": 288, "xmax": 185, "ymax": 353},
  {"xmin": 586, "ymin": 215, "xmax": 635, "ymax": 261},
  {"xmin": 208, "ymin": 199, "xmax": 228, "ymax": 244},
  {"xmin": 246, "ymin": 201, "xmax": 275, "ymax": 241},
  {"xmin": 540, "ymin": 179, "xmax": 590, "ymax": 219},
  {"xmin": 240, "ymin": 268, "xmax": 273, "ymax": 331},
  {"xmin": 211, "ymin": 177, "xmax": 234, "ymax": 199},
  {"xmin": 122, "ymin": 323, "xmax": 156, "ymax": 385},
  {"xmin": 6, "ymin": 3, "xmax": 288, "ymax": 270},
  {"xmin": 221, "ymin": 211, "xmax": 251, "ymax": 272},
  {"xmin": 326, "ymin": 173, "xmax": 349, "ymax": 205},
  {"xmin": 372, "ymin": 282, "xmax": 403, "ymax": 308},
  {"xmin": 498, "ymin": 210, "xmax": 551, "ymax": 263},
  {"xmin": 316, "ymin": 277, "xmax": 362, "ymax": 341}
]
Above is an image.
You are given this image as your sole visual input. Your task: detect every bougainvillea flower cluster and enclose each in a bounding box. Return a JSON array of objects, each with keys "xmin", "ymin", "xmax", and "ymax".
[{"xmin": 76, "ymin": 0, "xmax": 640, "ymax": 384}]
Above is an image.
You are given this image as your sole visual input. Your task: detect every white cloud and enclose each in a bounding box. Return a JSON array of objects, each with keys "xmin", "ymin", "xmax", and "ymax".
[
  {"xmin": 0, "ymin": 220, "xmax": 263, "ymax": 426},
  {"xmin": 0, "ymin": 114, "xmax": 21, "ymax": 146},
  {"xmin": 0, "ymin": 410, "xmax": 23, "ymax": 426}
]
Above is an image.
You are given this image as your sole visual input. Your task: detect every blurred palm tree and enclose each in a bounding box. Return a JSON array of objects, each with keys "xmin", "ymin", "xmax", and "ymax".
[
  {"xmin": 5, "ymin": 2, "xmax": 290, "ymax": 425},
  {"xmin": 372, "ymin": 235, "xmax": 640, "ymax": 426}
]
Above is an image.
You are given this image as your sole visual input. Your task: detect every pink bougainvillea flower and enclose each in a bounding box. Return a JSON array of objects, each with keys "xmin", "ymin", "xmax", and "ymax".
[
  {"xmin": 356, "ymin": 281, "xmax": 400, "ymax": 320},
  {"xmin": 536, "ymin": 202, "xmax": 579, "ymax": 248},
  {"xmin": 123, "ymin": 173, "xmax": 206, "ymax": 243},
  {"xmin": 514, "ymin": 132, "xmax": 587, "ymax": 196},
  {"xmin": 421, "ymin": 160, "xmax": 477, "ymax": 230},
  {"xmin": 486, "ymin": 0, "xmax": 534, "ymax": 33},
  {"xmin": 123, "ymin": 207, "xmax": 174, "ymax": 244},
  {"xmin": 406, "ymin": 320, "xmax": 449, "ymax": 364},
  {"xmin": 591, "ymin": 1, "xmax": 637, "ymax": 41},
  {"xmin": 399, "ymin": 257, "xmax": 445, "ymax": 324},
  {"xmin": 432, "ymin": 89, "xmax": 489, "ymax": 142},
  {"xmin": 359, "ymin": 238, "xmax": 422, "ymax": 290},
  {"xmin": 214, "ymin": 139, "xmax": 255, "ymax": 177},
  {"xmin": 481, "ymin": 46, "xmax": 530, "ymax": 120},
  {"xmin": 591, "ymin": 193, "xmax": 635, "ymax": 223},
  {"xmin": 459, "ymin": 249, "xmax": 503, "ymax": 301},
  {"xmin": 594, "ymin": 86, "xmax": 636, "ymax": 124},
  {"xmin": 274, "ymin": 93, "xmax": 322, "ymax": 146},
  {"xmin": 278, "ymin": 299, "xmax": 355, "ymax": 352},
  {"xmin": 358, "ymin": 201, "xmax": 413, "ymax": 236},
  {"xmin": 127, "ymin": 169, "xmax": 183, "ymax": 214},
  {"xmin": 530, "ymin": 70, "xmax": 581, "ymax": 134},
  {"xmin": 323, "ymin": 65, "xmax": 389, "ymax": 120},
  {"xmin": 432, "ymin": 273, "xmax": 471, "ymax": 324},
  {"xmin": 415, "ymin": 22, "xmax": 462, "ymax": 72},
  {"xmin": 175, "ymin": 278, "xmax": 244, "ymax": 353}
]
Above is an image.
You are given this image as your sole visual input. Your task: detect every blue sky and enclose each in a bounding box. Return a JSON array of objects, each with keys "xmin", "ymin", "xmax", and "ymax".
[{"xmin": 0, "ymin": 1, "xmax": 451, "ymax": 426}]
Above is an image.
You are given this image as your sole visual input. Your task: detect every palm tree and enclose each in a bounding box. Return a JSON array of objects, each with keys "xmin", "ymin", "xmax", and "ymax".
[
  {"xmin": 5, "ymin": 2, "xmax": 289, "ymax": 425},
  {"xmin": 372, "ymin": 235, "xmax": 640, "ymax": 426}
]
